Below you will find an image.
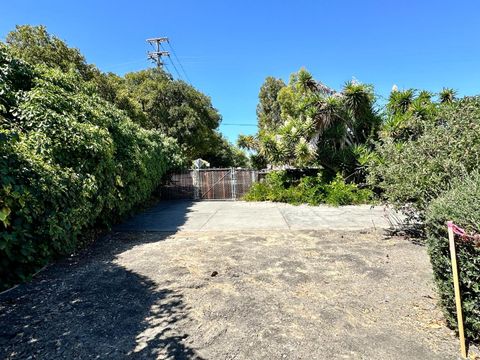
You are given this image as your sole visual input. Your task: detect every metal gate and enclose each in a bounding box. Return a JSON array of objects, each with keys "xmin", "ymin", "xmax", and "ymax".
[{"xmin": 161, "ymin": 168, "xmax": 261, "ymax": 200}]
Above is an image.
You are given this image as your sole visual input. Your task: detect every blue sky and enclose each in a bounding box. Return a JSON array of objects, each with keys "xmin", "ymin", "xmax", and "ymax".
[{"xmin": 1, "ymin": 1, "xmax": 480, "ymax": 143}]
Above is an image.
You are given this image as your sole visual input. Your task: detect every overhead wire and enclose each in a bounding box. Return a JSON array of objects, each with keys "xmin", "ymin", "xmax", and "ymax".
[
  {"xmin": 163, "ymin": 63, "xmax": 172, "ymax": 75},
  {"xmin": 167, "ymin": 54, "xmax": 183, "ymax": 81},
  {"xmin": 167, "ymin": 40, "xmax": 192, "ymax": 83},
  {"xmin": 156, "ymin": 41, "xmax": 182, "ymax": 80},
  {"xmin": 221, "ymin": 123, "xmax": 258, "ymax": 127}
]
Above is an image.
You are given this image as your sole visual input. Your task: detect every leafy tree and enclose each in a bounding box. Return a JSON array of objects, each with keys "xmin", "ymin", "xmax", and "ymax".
[
  {"xmin": 387, "ymin": 88, "xmax": 415, "ymax": 115},
  {"xmin": 6, "ymin": 25, "xmax": 241, "ymax": 167},
  {"xmin": 6, "ymin": 25, "xmax": 97, "ymax": 80},
  {"xmin": 202, "ymin": 133, "xmax": 249, "ymax": 167},
  {"xmin": 382, "ymin": 88, "xmax": 438, "ymax": 142},
  {"xmin": 92, "ymin": 72, "xmax": 149, "ymax": 127},
  {"xmin": 257, "ymin": 76, "xmax": 285, "ymax": 130},
  {"xmin": 118, "ymin": 68, "xmax": 223, "ymax": 160}
]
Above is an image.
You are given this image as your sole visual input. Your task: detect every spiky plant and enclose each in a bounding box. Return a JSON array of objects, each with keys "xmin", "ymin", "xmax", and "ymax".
[
  {"xmin": 237, "ymin": 134, "xmax": 258, "ymax": 151},
  {"xmin": 439, "ymin": 88, "xmax": 457, "ymax": 104},
  {"xmin": 245, "ymin": 69, "xmax": 380, "ymax": 177},
  {"xmin": 387, "ymin": 89, "xmax": 415, "ymax": 115}
]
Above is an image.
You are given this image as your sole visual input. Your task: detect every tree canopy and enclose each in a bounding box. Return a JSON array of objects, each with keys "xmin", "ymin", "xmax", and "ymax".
[
  {"xmin": 6, "ymin": 25, "xmax": 97, "ymax": 81},
  {"xmin": 5, "ymin": 25, "xmax": 247, "ymax": 168},
  {"xmin": 257, "ymin": 76, "xmax": 285, "ymax": 130},
  {"xmin": 240, "ymin": 68, "xmax": 381, "ymax": 178}
]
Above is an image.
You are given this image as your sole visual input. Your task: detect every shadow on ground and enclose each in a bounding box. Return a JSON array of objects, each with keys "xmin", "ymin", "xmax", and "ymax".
[
  {"xmin": 0, "ymin": 207, "xmax": 204, "ymax": 359},
  {"xmin": 116, "ymin": 200, "xmax": 198, "ymax": 232},
  {"xmin": 2, "ymin": 200, "xmax": 467, "ymax": 359}
]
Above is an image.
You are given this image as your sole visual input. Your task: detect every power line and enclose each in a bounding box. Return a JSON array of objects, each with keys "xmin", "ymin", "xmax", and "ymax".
[
  {"xmin": 167, "ymin": 55, "xmax": 183, "ymax": 81},
  {"xmin": 167, "ymin": 40, "xmax": 192, "ymax": 83},
  {"xmin": 221, "ymin": 123, "xmax": 258, "ymax": 126},
  {"xmin": 163, "ymin": 63, "xmax": 172, "ymax": 76}
]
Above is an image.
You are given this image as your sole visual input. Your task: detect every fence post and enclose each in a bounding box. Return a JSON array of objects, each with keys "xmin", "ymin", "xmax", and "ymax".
[
  {"xmin": 192, "ymin": 169, "xmax": 200, "ymax": 200},
  {"xmin": 231, "ymin": 167, "xmax": 237, "ymax": 200}
]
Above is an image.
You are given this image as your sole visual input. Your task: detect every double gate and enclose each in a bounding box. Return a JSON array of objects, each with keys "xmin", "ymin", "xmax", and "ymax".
[{"xmin": 161, "ymin": 168, "xmax": 262, "ymax": 200}]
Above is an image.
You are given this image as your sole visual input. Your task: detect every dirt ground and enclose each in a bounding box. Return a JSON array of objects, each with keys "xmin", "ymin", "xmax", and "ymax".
[{"xmin": 1, "ymin": 228, "xmax": 475, "ymax": 359}]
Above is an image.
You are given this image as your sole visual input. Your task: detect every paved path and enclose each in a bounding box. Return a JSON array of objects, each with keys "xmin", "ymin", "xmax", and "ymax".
[{"xmin": 116, "ymin": 201, "xmax": 399, "ymax": 232}]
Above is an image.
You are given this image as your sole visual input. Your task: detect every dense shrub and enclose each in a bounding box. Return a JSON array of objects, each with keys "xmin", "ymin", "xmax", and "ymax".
[
  {"xmin": 322, "ymin": 174, "xmax": 373, "ymax": 206},
  {"xmin": 243, "ymin": 171, "xmax": 372, "ymax": 206},
  {"xmin": 425, "ymin": 171, "xmax": 480, "ymax": 342},
  {"xmin": 0, "ymin": 46, "xmax": 183, "ymax": 289},
  {"xmin": 369, "ymin": 97, "xmax": 480, "ymax": 216}
]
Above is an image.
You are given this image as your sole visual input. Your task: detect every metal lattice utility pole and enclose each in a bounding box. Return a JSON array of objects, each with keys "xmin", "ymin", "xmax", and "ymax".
[{"xmin": 146, "ymin": 37, "xmax": 169, "ymax": 68}]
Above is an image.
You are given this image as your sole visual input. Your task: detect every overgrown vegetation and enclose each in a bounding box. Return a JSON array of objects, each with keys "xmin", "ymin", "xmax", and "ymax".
[
  {"xmin": 241, "ymin": 68, "xmax": 379, "ymax": 205},
  {"xmin": 244, "ymin": 171, "xmax": 372, "ymax": 206},
  {"xmin": 0, "ymin": 45, "xmax": 183, "ymax": 289},
  {"xmin": 239, "ymin": 68, "xmax": 381, "ymax": 179},
  {"xmin": 0, "ymin": 25, "xmax": 247, "ymax": 289},
  {"xmin": 425, "ymin": 172, "xmax": 480, "ymax": 342},
  {"xmin": 370, "ymin": 87, "xmax": 480, "ymax": 342},
  {"xmin": 6, "ymin": 25, "xmax": 246, "ymax": 168},
  {"xmin": 368, "ymin": 90, "xmax": 480, "ymax": 218}
]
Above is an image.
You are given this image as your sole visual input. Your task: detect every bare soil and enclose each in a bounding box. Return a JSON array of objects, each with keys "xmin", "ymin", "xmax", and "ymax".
[{"xmin": 1, "ymin": 229, "xmax": 475, "ymax": 359}]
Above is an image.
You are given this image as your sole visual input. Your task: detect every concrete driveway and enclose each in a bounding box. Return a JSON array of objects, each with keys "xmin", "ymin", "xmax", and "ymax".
[{"xmin": 116, "ymin": 201, "xmax": 398, "ymax": 232}]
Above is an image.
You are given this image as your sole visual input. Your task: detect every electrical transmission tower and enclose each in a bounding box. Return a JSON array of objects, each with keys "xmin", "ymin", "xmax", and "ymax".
[{"xmin": 146, "ymin": 37, "xmax": 169, "ymax": 68}]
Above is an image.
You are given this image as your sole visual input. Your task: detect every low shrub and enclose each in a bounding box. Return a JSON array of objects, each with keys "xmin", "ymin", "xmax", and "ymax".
[
  {"xmin": 0, "ymin": 46, "xmax": 183, "ymax": 289},
  {"xmin": 323, "ymin": 174, "xmax": 373, "ymax": 206},
  {"xmin": 425, "ymin": 171, "xmax": 480, "ymax": 342},
  {"xmin": 243, "ymin": 171, "xmax": 373, "ymax": 206}
]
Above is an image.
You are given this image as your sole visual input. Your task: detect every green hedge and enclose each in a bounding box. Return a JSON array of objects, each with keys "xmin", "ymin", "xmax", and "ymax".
[
  {"xmin": 0, "ymin": 46, "xmax": 183, "ymax": 289},
  {"xmin": 426, "ymin": 172, "xmax": 480, "ymax": 342},
  {"xmin": 244, "ymin": 171, "xmax": 372, "ymax": 206}
]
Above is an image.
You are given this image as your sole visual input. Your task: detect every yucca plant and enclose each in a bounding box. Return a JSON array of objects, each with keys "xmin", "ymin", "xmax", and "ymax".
[
  {"xmin": 439, "ymin": 87, "xmax": 457, "ymax": 104},
  {"xmin": 243, "ymin": 68, "xmax": 380, "ymax": 179},
  {"xmin": 387, "ymin": 88, "xmax": 415, "ymax": 115}
]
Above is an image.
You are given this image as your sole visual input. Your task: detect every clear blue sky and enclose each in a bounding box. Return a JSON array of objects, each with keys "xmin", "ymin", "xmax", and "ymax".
[{"xmin": 2, "ymin": 1, "xmax": 480, "ymax": 143}]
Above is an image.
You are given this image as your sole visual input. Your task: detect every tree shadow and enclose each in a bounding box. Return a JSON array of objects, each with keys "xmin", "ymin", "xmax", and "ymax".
[
  {"xmin": 0, "ymin": 223, "xmax": 205, "ymax": 359},
  {"xmin": 115, "ymin": 200, "xmax": 197, "ymax": 232}
]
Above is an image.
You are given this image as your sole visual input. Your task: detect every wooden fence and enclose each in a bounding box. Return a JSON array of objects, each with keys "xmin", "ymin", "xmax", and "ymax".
[{"xmin": 161, "ymin": 168, "xmax": 264, "ymax": 200}]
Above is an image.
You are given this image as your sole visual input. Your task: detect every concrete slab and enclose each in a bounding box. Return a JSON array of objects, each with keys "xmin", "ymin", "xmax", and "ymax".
[
  {"xmin": 201, "ymin": 208, "xmax": 289, "ymax": 231},
  {"xmin": 116, "ymin": 200, "xmax": 398, "ymax": 232}
]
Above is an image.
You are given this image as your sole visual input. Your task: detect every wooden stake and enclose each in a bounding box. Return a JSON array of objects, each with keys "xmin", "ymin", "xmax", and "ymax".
[{"xmin": 447, "ymin": 221, "xmax": 467, "ymax": 358}]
